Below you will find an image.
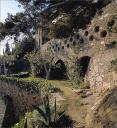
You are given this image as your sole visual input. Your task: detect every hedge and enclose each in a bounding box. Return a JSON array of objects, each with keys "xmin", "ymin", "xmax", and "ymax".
[{"xmin": 0, "ymin": 76, "xmax": 54, "ymax": 95}]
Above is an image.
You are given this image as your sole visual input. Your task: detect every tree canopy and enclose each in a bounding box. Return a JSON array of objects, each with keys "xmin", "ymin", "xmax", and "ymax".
[
  {"xmin": 0, "ymin": 0, "xmax": 113, "ymax": 40},
  {"xmin": 14, "ymin": 37, "xmax": 36, "ymax": 59}
]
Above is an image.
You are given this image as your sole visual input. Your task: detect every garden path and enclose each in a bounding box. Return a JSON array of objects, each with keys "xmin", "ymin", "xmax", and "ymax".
[{"xmin": 49, "ymin": 80, "xmax": 96, "ymax": 128}]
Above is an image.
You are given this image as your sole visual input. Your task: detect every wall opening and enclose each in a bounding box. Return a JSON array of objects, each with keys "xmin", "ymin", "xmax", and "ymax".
[
  {"xmin": 84, "ymin": 31, "xmax": 89, "ymax": 36},
  {"xmin": 107, "ymin": 19, "xmax": 115, "ymax": 27},
  {"xmin": 52, "ymin": 60, "xmax": 67, "ymax": 80},
  {"xmin": 70, "ymin": 37, "xmax": 73, "ymax": 42},
  {"xmin": 62, "ymin": 46, "xmax": 64, "ymax": 49},
  {"xmin": 73, "ymin": 41, "xmax": 76, "ymax": 46},
  {"xmin": 58, "ymin": 47, "xmax": 60, "ymax": 51},
  {"xmin": 94, "ymin": 26, "xmax": 100, "ymax": 32},
  {"xmin": 67, "ymin": 44, "xmax": 70, "ymax": 48},
  {"xmin": 100, "ymin": 30, "xmax": 107, "ymax": 38},
  {"xmin": 79, "ymin": 56, "xmax": 91, "ymax": 78},
  {"xmin": 89, "ymin": 35, "xmax": 94, "ymax": 41}
]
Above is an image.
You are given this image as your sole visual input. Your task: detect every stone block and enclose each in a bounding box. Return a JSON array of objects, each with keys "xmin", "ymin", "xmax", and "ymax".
[
  {"xmin": 113, "ymin": 72, "xmax": 117, "ymax": 81},
  {"xmin": 96, "ymin": 76, "xmax": 103, "ymax": 82},
  {"xmin": 103, "ymin": 82, "xmax": 111, "ymax": 88}
]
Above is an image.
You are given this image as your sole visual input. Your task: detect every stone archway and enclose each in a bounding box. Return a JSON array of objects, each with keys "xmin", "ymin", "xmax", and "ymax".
[
  {"xmin": 51, "ymin": 59, "xmax": 67, "ymax": 80},
  {"xmin": 79, "ymin": 56, "xmax": 91, "ymax": 79}
]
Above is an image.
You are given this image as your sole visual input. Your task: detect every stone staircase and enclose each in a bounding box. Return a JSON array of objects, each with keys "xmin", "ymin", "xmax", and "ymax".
[{"xmin": 0, "ymin": 96, "xmax": 7, "ymax": 128}]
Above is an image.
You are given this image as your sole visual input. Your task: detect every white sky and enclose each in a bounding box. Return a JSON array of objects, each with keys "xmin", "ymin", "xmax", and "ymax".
[
  {"xmin": 0, "ymin": 0, "xmax": 24, "ymax": 22},
  {"xmin": 0, "ymin": 0, "xmax": 25, "ymax": 55}
]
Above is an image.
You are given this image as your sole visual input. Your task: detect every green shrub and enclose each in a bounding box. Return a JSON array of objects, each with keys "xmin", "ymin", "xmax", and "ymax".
[
  {"xmin": 110, "ymin": 41, "xmax": 117, "ymax": 47},
  {"xmin": 12, "ymin": 117, "xmax": 26, "ymax": 128},
  {"xmin": 106, "ymin": 41, "xmax": 117, "ymax": 49},
  {"xmin": 0, "ymin": 76, "xmax": 54, "ymax": 95},
  {"xmin": 12, "ymin": 94, "xmax": 74, "ymax": 127}
]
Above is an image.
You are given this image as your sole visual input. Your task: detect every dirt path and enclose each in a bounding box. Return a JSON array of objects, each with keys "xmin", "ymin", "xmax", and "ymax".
[{"xmin": 49, "ymin": 80, "xmax": 96, "ymax": 128}]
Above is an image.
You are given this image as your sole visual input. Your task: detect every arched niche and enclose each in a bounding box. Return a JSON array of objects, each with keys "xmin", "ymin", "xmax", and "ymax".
[
  {"xmin": 67, "ymin": 44, "xmax": 70, "ymax": 48},
  {"xmin": 89, "ymin": 35, "xmax": 94, "ymax": 41},
  {"xmin": 51, "ymin": 60, "xmax": 67, "ymax": 80},
  {"xmin": 94, "ymin": 26, "xmax": 100, "ymax": 32},
  {"xmin": 100, "ymin": 30, "xmax": 107, "ymax": 38},
  {"xmin": 78, "ymin": 56, "xmax": 91, "ymax": 78},
  {"xmin": 84, "ymin": 31, "xmax": 89, "ymax": 36}
]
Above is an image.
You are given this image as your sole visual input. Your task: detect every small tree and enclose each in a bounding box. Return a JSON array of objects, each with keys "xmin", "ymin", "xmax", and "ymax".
[
  {"xmin": 63, "ymin": 45, "xmax": 84, "ymax": 86},
  {"xmin": 14, "ymin": 37, "xmax": 35, "ymax": 59},
  {"xmin": 0, "ymin": 54, "xmax": 15, "ymax": 75},
  {"xmin": 12, "ymin": 95, "xmax": 65, "ymax": 128},
  {"xmin": 26, "ymin": 50, "xmax": 55, "ymax": 79}
]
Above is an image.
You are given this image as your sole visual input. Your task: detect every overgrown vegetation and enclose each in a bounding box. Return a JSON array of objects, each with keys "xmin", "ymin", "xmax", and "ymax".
[
  {"xmin": 106, "ymin": 41, "xmax": 117, "ymax": 49},
  {"xmin": 14, "ymin": 37, "xmax": 36, "ymax": 59},
  {"xmin": 25, "ymin": 50, "xmax": 57, "ymax": 80},
  {"xmin": 0, "ymin": 76, "xmax": 55, "ymax": 95},
  {"xmin": 12, "ymin": 95, "xmax": 73, "ymax": 128}
]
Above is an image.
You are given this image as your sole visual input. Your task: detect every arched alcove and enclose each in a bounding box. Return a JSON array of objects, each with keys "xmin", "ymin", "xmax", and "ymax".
[
  {"xmin": 67, "ymin": 44, "xmax": 70, "ymax": 48},
  {"xmin": 100, "ymin": 30, "xmax": 107, "ymax": 38},
  {"xmin": 70, "ymin": 37, "xmax": 73, "ymax": 42},
  {"xmin": 62, "ymin": 46, "xmax": 64, "ymax": 50},
  {"xmin": 56, "ymin": 44, "xmax": 58, "ymax": 47},
  {"xmin": 52, "ymin": 60, "xmax": 67, "ymax": 80},
  {"xmin": 78, "ymin": 56, "xmax": 91, "ymax": 78},
  {"xmin": 94, "ymin": 26, "xmax": 100, "ymax": 32},
  {"xmin": 73, "ymin": 41, "xmax": 76, "ymax": 46},
  {"xmin": 58, "ymin": 47, "xmax": 60, "ymax": 51},
  {"xmin": 52, "ymin": 45, "xmax": 54, "ymax": 49},
  {"xmin": 107, "ymin": 19, "xmax": 115, "ymax": 27},
  {"xmin": 84, "ymin": 31, "xmax": 89, "ymax": 36},
  {"xmin": 89, "ymin": 35, "xmax": 94, "ymax": 41}
]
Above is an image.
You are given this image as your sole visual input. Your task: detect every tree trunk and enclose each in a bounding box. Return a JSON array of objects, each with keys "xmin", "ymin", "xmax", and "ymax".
[
  {"xmin": 44, "ymin": 64, "xmax": 52, "ymax": 80},
  {"xmin": 46, "ymin": 71, "xmax": 51, "ymax": 80},
  {"xmin": 31, "ymin": 63, "xmax": 38, "ymax": 77}
]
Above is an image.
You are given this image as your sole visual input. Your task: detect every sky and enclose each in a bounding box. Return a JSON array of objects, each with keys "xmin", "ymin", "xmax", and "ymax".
[
  {"xmin": 0, "ymin": 0, "xmax": 25, "ymax": 55},
  {"xmin": 0, "ymin": 0, "xmax": 24, "ymax": 22}
]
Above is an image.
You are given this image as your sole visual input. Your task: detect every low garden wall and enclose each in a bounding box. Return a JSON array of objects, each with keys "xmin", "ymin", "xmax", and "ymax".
[{"xmin": 0, "ymin": 77, "xmax": 51, "ymax": 121}]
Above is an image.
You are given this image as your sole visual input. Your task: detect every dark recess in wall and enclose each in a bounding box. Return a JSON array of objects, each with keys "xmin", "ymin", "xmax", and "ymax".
[{"xmin": 2, "ymin": 95, "xmax": 16, "ymax": 128}]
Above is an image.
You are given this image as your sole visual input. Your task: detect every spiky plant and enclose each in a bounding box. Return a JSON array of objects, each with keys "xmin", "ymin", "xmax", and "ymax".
[{"xmin": 32, "ymin": 95, "xmax": 65, "ymax": 127}]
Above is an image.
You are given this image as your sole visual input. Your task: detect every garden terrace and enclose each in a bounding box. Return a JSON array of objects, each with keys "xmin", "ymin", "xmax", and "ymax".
[{"xmin": 0, "ymin": 76, "xmax": 54, "ymax": 121}]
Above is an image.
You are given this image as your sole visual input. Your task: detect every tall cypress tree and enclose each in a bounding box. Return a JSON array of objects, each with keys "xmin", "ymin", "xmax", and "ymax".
[{"xmin": 5, "ymin": 42, "xmax": 10, "ymax": 55}]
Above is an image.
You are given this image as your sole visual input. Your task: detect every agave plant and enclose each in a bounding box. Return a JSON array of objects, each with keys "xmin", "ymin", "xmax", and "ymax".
[{"xmin": 32, "ymin": 95, "xmax": 65, "ymax": 127}]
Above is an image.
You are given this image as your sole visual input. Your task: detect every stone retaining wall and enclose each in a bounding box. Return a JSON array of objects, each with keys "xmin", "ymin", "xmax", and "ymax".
[
  {"xmin": 85, "ymin": 49, "xmax": 117, "ymax": 92},
  {"xmin": 0, "ymin": 80, "xmax": 41, "ymax": 120}
]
